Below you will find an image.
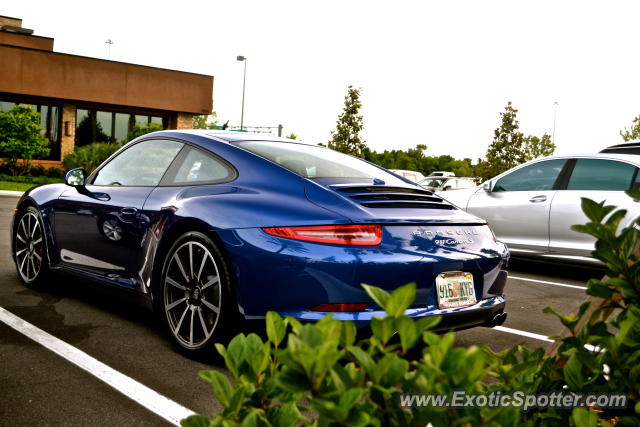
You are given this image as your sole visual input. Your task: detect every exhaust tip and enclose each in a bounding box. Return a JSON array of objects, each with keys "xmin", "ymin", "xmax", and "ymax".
[{"xmin": 488, "ymin": 312, "xmax": 507, "ymax": 327}]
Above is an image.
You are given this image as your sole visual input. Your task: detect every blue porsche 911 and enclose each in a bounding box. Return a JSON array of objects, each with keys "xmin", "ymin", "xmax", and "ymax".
[{"xmin": 11, "ymin": 130, "xmax": 508, "ymax": 353}]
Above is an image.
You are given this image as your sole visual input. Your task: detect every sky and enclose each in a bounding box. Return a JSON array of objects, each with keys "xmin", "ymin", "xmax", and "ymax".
[{"xmin": 5, "ymin": 1, "xmax": 640, "ymax": 160}]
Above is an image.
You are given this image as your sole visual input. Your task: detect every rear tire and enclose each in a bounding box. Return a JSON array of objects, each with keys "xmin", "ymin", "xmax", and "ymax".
[
  {"xmin": 13, "ymin": 206, "xmax": 50, "ymax": 288},
  {"xmin": 156, "ymin": 231, "xmax": 237, "ymax": 354}
]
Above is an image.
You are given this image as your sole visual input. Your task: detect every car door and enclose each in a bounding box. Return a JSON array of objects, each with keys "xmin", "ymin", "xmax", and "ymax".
[
  {"xmin": 53, "ymin": 138, "xmax": 184, "ymax": 285},
  {"xmin": 549, "ymin": 157, "xmax": 639, "ymax": 258},
  {"xmin": 466, "ymin": 159, "xmax": 567, "ymax": 254}
]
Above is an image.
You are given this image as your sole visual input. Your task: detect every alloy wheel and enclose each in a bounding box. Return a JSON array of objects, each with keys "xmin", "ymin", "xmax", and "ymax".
[
  {"xmin": 163, "ymin": 240, "xmax": 222, "ymax": 349},
  {"xmin": 15, "ymin": 211, "xmax": 45, "ymax": 283}
]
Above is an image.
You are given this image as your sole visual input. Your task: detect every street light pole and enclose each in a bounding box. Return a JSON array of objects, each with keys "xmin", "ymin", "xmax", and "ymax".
[{"xmin": 237, "ymin": 56, "xmax": 247, "ymax": 131}]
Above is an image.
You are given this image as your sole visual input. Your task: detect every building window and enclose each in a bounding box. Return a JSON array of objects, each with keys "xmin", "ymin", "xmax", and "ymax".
[
  {"xmin": 75, "ymin": 109, "xmax": 167, "ymax": 146},
  {"xmin": 0, "ymin": 100, "xmax": 61, "ymax": 160}
]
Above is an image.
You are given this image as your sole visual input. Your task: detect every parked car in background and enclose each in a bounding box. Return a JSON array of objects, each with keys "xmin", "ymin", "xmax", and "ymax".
[
  {"xmin": 419, "ymin": 176, "xmax": 477, "ymax": 192},
  {"xmin": 600, "ymin": 141, "xmax": 640, "ymax": 155},
  {"xmin": 389, "ymin": 169, "xmax": 426, "ymax": 182},
  {"xmin": 438, "ymin": 153, "xmax": 640, "ymax": 263},
  {"xmin": 11, "ymin": 130, "xmax": 509, "ymax": 354},
  {"xmin": 428, "ymin": 171, "xmax": 455, "ymax": 177}
]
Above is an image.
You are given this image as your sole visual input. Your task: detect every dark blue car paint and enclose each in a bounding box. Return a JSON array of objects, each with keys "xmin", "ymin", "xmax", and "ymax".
[{"xmin": 11, "ymin": 130, "xmax": 508, "ymax": 329}]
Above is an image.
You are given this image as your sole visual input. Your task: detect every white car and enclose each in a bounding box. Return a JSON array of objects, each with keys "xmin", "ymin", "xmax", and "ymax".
[
  {"xmin": 438, "ymin": 153, "xmax": 640, "ymax": 263},
  {"xmin": 389, "ymin": 169, "xmax": 426, "ymax": 182},
  {"xmin": 418, "ymin": 176, "xmax": 476, "ymax": 191},
  {"xmin": 428, "ymin": 171, "xmax": 455, "ymax": 177}
]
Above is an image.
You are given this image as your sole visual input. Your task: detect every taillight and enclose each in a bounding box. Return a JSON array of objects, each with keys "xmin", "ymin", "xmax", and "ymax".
[
  {"xmin": 262, "ymin": 224, "xmax": 382, "ymax": 246},
  {"xmin": 311, "ymin": 303, "xmax": 369, "ymax": 312}
]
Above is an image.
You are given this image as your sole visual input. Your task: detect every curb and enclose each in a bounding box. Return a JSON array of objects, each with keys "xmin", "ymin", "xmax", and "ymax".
[{"xmin": 0, "ymin": 190, "xmax": 24, "ymax": 197}]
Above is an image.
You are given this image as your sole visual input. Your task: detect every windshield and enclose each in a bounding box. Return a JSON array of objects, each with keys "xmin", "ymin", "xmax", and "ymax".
[
  {"xmin": 419, "ymin": 178, "xmax": 445, "ymax": 187},
  {"xmin": 235, "ymin": 140, "xmax": 405, "ymax": 181}
]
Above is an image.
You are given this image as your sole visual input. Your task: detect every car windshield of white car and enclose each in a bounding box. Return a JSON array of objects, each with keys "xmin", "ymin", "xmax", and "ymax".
[{"xmin": 420, "ymin": 178, "xmax": 444, "ymax": 187}]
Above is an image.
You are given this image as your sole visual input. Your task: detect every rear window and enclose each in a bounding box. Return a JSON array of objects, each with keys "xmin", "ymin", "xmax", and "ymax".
[{"xmin": 235, "ymin": 140, "xmax": 404, "ymax": 181}]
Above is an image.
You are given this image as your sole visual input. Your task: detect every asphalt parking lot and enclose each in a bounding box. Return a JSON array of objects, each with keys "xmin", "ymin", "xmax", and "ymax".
[{"xmin": 0, "ymin": 194, "xmax": 605, "ymax": 426}]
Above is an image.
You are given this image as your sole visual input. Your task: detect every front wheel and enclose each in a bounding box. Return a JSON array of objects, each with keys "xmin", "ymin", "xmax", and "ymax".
[
  {"xmin": 158, "ymin": 231, "xmax": 235, "ymax": 353},
  {"xmin": 13, "ymin": 206, "xmax": 50, "ymax": 287}
]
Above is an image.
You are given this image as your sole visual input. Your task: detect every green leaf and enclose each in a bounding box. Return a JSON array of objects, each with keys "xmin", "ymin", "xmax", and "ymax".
[
  {"xmin": 626, "ymin": 188, "xmax": 640, "ymax": 201},
  {"xmin": 415, "ymin": 315, "xmax": 441, "ymax": 332},
  {"xmin": 386, "ymin": 283, "xmax": 416, "ymax": 317},
  {"xmin": 571, "ymin": 408, "xmax": 599, "ymax": 427},
  {"xmin": 274, "ymin": 401, "xmax": 303, "ymax": 427},
  {"xmin": 338, "ymin": 388, "xmax": 365, "ymax": 411},
  {"xmin": 586, "ymin": 279, "xmax": 613, "ymax": 299},
  {"xmin": 370, "ymin": 316, "xmax": 396, "ymax": 345},
  {"xmin": 396, "ymin": 316, "xmax": 419, "ymax": 353},
  {"xmin": 240, "ymin": 409, "xmax": 261, "ymax": 427},
  {"xmin": 277, "ymin": 367, "xmax": 311, "ymax": 393},
  {"xmin": 380, "ymin": 356, "xmax": 408, "ymax": 387},
  {"xmin": 604, "ymin": 208, "xmax": 628, "ymax": 231},
  {"xmin": 563, "ymin": 351, "xmax": 585, "ymax": 389},
  {"xmin": 361, "ymin": 283, "xmax": 390, "ymax": 310},
  {"xmin": 580, "ymin": 197, "xmax": 614, "ymax": 223},
  {"xmin": 225, "ymin": 334, "xmax": 248, "ymax": 378},
  {"xmin": 180, "ymin": 414, "xmax": 213, "ymax": 427},
  {"xmin": 266, "ymin": 311, "xmax": 286, "ymax": 348},
  {"xmin": 198, "ymin": 370, "xmax": 233, "ymax": 409},
  {"xmin": 348, "ymin": 346, "xmax": 376, "ymax": 377},
  {"xmin": 340, "ymin": 320, "xmax": 357, "ymax": 348}
]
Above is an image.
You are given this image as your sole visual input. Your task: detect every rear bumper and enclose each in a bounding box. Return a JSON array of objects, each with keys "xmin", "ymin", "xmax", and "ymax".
[
  {"xmin": 217, "ymin": 225, "xmax": 509, "ymax": 326},
  {"xmin": 278, "ymin": 295, "xmax": 506, "ymax": 329}
]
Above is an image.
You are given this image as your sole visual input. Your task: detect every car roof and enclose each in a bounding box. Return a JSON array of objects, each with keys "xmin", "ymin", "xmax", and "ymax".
[
  {"xmin": 161, "ymin": 129, "xmax": 308, "ymax": 145},
  {"xmin": 522, "ymin": 152, "xmax": 639, "ymax": 165}
]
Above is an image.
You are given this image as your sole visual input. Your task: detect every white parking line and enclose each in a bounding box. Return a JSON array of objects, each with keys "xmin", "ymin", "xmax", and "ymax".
[
  {"xmin": 493, "ymin": 325, "xmax": 600, "ymax": 352},
  {"xmin": 493, "ymin": 325, "xmax": 554, "ymax": 342},
  {"xmin": 0, "ymin": 307, "xmax": 195, "ymax": 426},
  {"xmin": 508, "ymin": 275, "xmax": 587, "ymax": 290}
]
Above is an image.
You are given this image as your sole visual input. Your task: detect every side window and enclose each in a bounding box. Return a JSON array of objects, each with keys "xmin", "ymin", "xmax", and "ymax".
[
  {"xmin": 93, "ymin": 139, "xmax": 183, "ymax": 186},
  {"xmin": 566, "ymin": 159, "xmax": 636, "ymax": 191},
  {"xmin": 167, "ymin": 147, "xmax": 234, "ymax": 185},
  {"xmin": 494, "ymin": 159, "xmax": 566, "ymax": 192}
]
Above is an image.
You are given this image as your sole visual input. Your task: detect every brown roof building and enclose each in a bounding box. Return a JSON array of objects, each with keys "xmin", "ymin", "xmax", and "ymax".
[{"xmin": 0, "ymin": 15, "xmax": 213, "ymax": 166}]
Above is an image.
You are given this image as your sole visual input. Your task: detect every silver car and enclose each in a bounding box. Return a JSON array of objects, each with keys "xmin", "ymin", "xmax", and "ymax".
[{"xmin": 439, "ymin": 153, "xmax": 640, "ymax": 263}]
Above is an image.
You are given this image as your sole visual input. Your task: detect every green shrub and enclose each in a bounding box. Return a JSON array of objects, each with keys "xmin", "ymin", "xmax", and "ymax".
[
  {"xmin": 0, "ymin": 174, "xmax": 62, "ymax": 185},
  {"xmin": 184, "ymin": 191, "xmax": 640, "ymax": 427},
  {"xmin": 45, "ymin": 166, "xmax": 64, "ymax": 178},
  {"xmin": 62, "ymin": 142, "xmax": 120, "ymax": 173},
  {"xmin": 126, "ymin": 122, "xmax": 163, "ymax": 141},
  {"xmin": 29, "ymin": 164, "xmax": 46, "ymax": 177},
  {"xmin": 0, "ymin": 105, "xmax": 50, "ymax": 176}
]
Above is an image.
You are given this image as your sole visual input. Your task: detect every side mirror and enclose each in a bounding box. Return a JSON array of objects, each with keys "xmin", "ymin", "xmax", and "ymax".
[
  {"xmin": 443, "ymin": 186, "xmax": 452, "ymax": 191},
  {"xmin": 65, "ymin": 168, "xmax": 88, "ymax": 188},
  {"xmin": 482, "ymin": 181, "xmax": 494, "ymax": 192}
]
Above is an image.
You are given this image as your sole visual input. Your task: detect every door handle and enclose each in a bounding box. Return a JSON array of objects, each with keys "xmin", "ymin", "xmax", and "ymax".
[
  {"xmin": 529, "ymin": 195, "xmax": 547, "ymax": 203},
  {"xmin": 120, "ymin": 207, "xmax": 138, "ymax": 218}
]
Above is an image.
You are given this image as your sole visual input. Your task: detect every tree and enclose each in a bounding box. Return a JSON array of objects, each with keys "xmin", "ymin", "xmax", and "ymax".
[
  {"xmin": 481, "ymin": 101, "xmax": 525, "ymax": 180},
  {"xmin": 127, "ymin": 122, "xmax": 164, "ymax": 141},
  {"xmin": 75, "ymin": 111, "xmax": 111, "ymax": 146},
  {"xmin": 523, "ymin": 133, "xmax": 555, "ymax": 160},
  {"xmin": 328, "ymin": 86, "xmax": 367, "ymax": 158},
  {"xmin": 285, "ymin": 133, "xmax": 297, "ymax": 140},
  {"xmin": 0, "ymin": 105, "xmax": 50, "ymax": 175},
  {"xmin": 193, "ymin": 111, "xmax": 219, "ymax": 129},
  {"xmin": 620, "ymin": 115, "xmax": 640, "ymax": 141}
]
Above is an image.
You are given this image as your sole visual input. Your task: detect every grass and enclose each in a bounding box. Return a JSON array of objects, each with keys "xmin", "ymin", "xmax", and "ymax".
[
  {"xmin": 0, "ymin": 175, "xmax": 64, "ymax": 192},
  {"xmin": 0, "ymin": 181, "xmax": 36, "ymax": 192}
]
